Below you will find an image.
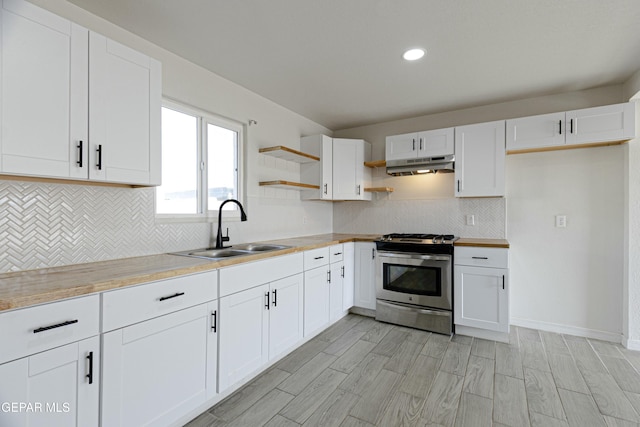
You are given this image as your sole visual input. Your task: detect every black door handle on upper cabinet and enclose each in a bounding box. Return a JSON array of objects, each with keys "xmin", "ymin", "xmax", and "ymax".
[
  {"xmin": 559, "ymin": 120, "xmax": 562, "ymax": 135},
  {"xmin": 96, "ymin": 145, "xmax": 103, "ymax": 170},
  {"xmin": 77, "ymin": 141, "xmax": 83, "ymax": 167}
]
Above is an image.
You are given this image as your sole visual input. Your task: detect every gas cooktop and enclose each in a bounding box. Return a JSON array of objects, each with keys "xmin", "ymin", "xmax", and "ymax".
[{"xmin": 377, "ymin": 233, "xmax": 458, "ymax": 245}]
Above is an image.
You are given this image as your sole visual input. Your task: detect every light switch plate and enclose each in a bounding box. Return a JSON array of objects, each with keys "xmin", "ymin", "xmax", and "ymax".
[{"xmin": 555, "ymin": 215, "xmax": 567, "ymax": 228}]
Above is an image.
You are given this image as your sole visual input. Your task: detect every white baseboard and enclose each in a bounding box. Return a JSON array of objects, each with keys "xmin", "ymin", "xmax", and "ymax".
[
  {"xmin": 623, "ymin": 336, "xmax": 640, "ymax": 351},
  {"xmin": 510, "ymin": 317, "xmax": 622, "ymax": 344}
]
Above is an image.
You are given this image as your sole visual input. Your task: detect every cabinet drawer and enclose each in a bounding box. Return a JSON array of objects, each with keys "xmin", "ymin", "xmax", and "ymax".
[
  {"xmin": 304, "ymin": 247, "xmax": 330, "ymax": 270},
  {"xmin": 455, "ymin": 247, "xmax": 508, "ymax": 269},
  {"xmin": 0, "ymin": 294, "xmax": 99, "ymax": 365},
  {"xmin": 219, "ymin": 253, "xmax": 303, "ymax": 297},
  {"xmin": 329, "ymin": 244, "xmax": 344, "ymax": 264},
  {"xmin": 102, "ymin": 270, "xmax": 217, "ymax": 332}
]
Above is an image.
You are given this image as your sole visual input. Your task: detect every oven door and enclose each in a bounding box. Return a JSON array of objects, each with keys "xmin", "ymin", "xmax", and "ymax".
[{"xmin": 375, "ymin": 251, "xmax": 452, "ymax": 311}]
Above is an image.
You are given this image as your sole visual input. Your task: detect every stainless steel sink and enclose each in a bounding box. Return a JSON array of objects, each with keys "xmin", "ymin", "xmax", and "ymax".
[
  {"xmin": 170, "ymin": 243, "xmax": 290, "ymax": 260},
  {"xmin": 233, "ymin": 243, "xmax": 290, "ymax": 252},
  {"xmin": 188, "ymin": 249, "xmax": 251, "ymax": 258}
]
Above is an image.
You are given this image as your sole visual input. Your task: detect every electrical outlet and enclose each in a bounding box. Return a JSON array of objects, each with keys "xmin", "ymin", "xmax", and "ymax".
[
  {"xmin": 555, "ymin": 215, "xmax": 567, "ymax": 228},
  {"xmin": 466, "ymin": 215, "xmax": 475, "ymax": 226}
]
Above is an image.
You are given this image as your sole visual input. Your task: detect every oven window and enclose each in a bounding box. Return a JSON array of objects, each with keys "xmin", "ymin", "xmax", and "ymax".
[{"xmin": 383, "ymin": 263, "xmax": 442, "ymax": 296}]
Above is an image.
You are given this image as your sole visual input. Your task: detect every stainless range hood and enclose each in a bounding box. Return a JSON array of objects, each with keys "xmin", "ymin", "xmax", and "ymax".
[{"xmin": 386, "ymin": 155, "xmax": 455, "ymax": 176}]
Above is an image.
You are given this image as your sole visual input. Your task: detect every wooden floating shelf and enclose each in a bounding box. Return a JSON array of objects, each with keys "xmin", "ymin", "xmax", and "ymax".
[
  {"xmin": 364, "ymin": 187, "xmax": 394, "ymax": 193},
  {"xmin": 364, "ymin": 160, "xmax": 386, "ymax": 168},
  {"xmin": 259, "ymin": 180, "xmax": 320, "ymax": 190},
  {"xmin": 259, "ymin": 146, "xmax": 319, "ymax": 163}
]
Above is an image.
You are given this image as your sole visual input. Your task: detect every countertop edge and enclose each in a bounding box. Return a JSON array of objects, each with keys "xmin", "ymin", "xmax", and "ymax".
[{"xmin": 454, "ymin": 238, "xmax": 510, "ymax": 248}]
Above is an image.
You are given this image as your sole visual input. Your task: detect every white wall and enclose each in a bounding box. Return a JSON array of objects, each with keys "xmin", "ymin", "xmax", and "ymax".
[
  {"xmin": 0, "ymin": 0, "xmax": 333, "ymax": 272},
  {"xmin": 507, "ymin": 147, "xmax": 624, "ymax": 340},
  {"xmin": 334, "ymin": 85, "xmax": 627, "ymax": 339}
]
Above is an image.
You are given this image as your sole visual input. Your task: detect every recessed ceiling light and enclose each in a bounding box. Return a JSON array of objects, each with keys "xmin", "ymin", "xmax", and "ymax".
[{"xmin": 403, "ymin": 48, "xmax": 425, "ymax": 61}]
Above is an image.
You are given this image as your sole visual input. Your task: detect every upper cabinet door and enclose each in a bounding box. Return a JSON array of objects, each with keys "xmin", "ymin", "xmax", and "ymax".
[
  {"xmin": 385, "ymin": 132, "xmax": 418, "ymax": 161},
  {"xmin": 0, "ymin": 0, "xmax": 88, "ymax": 179},
  {"xmin": 89, "ymin": 33, "xmax": 161, "ymax": 185},
  {"xmin": 418, "ymin": 127, "xmax": 454, "ymax": 157},
  {"xmin": 455, "ymin": 121, "xmax": 505, "ymax": 198},
  {"xmin": 506, "ymin": 112, "xmax": 566, "ymax": 152},
  {"xmin": 332, "ymin": 139, "xmax": 371, "ymax": 201},
  {"xmin": 565, "ymin": 102, "xmax": 636, "ymax": 146}
]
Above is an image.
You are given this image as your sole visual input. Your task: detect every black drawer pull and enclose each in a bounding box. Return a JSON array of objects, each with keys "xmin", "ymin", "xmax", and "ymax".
[
  {"xmin": 159, "ymin": 292, "xmax": 185, "ymax": 302},
  {"xmin": 33, "ymin": 319, "xmax": 78, "ymax": 334},
  {"xmin": 86, "ymin": 351, "xmax": 94, "ymax": 384},
  {"xmin": 333, "ymin": 252, "xmax": 342, "ymax": 256},
  {"xmin": 314, "ymin": 256, "xmax": 324, "ymax": 260},
  {"xmin": 472, "ymin": 256, "xmax": 488, "ymax": 260}
]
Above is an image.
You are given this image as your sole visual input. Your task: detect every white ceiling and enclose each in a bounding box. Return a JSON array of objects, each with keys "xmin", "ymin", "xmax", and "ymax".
[{"xmin": 67, "ymin": 0, "xmax": 640, "ymax": 130}]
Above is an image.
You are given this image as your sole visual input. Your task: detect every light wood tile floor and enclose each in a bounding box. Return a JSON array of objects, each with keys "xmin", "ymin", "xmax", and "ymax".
[{"xmin": 185, "ymin": 315, "xmax": 640, "ymax": 427}]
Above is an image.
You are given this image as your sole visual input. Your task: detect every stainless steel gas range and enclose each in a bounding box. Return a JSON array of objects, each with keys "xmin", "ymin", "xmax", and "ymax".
[{"xmin": 375, "ymin": 233, "xmax": 457, "ymax": 335}]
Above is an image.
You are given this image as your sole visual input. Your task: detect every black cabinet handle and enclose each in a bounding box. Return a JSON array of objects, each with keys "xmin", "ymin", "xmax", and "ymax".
[
  {"xmin": 570, "ymin": 118, "xmax": 574, "ymax": 134},
  {"xmin": 96, "ymin": 145, "xmax": 103, "ymax": 170},
  {"xmin": 272, "ymin": 289, "xmax": 277, "ymax": 307},
  {"xmin": 419, "ymin": 138, "xmax": 423, "ymax": 150},
  {"xmin": 327, "ymin": 270, "xmax": 331, "ymax": 283},
  {"xmin": 323, "ymin": 183, "xmax": 328, "ymax": 194},
  {"xmin": 86, "ymin": 351, "xmax": 94, "ymax": 384},
  {"xmin": 472, "ymin": 256, "xmax": 489, "ymax": 260},
  {"xmin": 77, "ymin": 141, "xmax": 83, "ymax": 167},
  {"xmin": 211, "ymin": 310, "xmax": 217, "ymax": 332},
  {"xmin": 457, "ymin": 180, "xmax": 461, "ymax": 192},
  {"xmin": 558, "ymin": 120, "xmax": 562, "ymax": 135},
  {"xmin": 502, "ymin": 275, "xmax": 505, "ymax": 290},
  {"xmin": 159, "ymin": 292, "xmax": 184, "ymax": 302},
  {"xmin": 314, "ymin": 256, "xmax": 324, "ymax": 260},
  {"xmin": 333, "ymin": 252, "xmax": 342, "ymax": 256},
  {"xmin": 33, "ymin": 319, "xmax": 78, "ymax": 334},
  {"xmin": 372, "ymin": 248, "xmax": 375, "ymax": 259},
  {"xmin": 265, "ymin": 292, "xmax": 270, "ymax": 310},
  {"xmin": 412, "ymin": 138, "xmax": 416, "ymax": 150},
  {"xmin": 341, "ymin": 266, "xmax": 345, "ymax": 278}
]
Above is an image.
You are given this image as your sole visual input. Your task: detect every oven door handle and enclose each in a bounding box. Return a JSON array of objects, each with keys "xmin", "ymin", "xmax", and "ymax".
[{"xmin": 377, "ymin": 251, "xmax": 450, "ymax": 262}]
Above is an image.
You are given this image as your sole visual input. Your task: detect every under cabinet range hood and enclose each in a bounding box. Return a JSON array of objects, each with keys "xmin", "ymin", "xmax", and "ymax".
[{"xmin": 386, "ymin": 155, "xmax": 455, "ymax": 176}]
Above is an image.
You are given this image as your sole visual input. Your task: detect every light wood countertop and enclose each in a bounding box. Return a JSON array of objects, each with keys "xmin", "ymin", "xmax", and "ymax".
[
  {"xmin": 0, "ymin": 233, "xmax": 380, "ymax": 312},
  {"xmin": 454, "ymin": 238, "xmax": 510, "ymax": 248}
]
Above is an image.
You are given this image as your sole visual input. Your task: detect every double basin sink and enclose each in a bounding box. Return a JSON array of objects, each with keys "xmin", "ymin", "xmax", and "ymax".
[{"xmin": 172, "ymin": 243, "xmax": 291, "ymax": 261}]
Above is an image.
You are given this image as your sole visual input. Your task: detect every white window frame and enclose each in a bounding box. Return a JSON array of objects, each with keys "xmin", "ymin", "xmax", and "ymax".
[{"xmin": 156, "ymin": 99, "xmax": 245, "ymax": 222}]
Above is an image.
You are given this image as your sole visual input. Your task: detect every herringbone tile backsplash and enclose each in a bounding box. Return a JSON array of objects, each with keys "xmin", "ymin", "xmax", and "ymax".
[{"xmin": 0, "ymin": 180, "xmax": 210, "ymax": 273}]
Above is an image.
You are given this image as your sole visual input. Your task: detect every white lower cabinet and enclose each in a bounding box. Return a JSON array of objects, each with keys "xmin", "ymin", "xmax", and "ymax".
[
  {"xmin": 454, "ymin": 247, "xmax": 509, "ymax": 339},
  {"xmin": 0, "ymin": 294, "xmax": 100, "ymax": 427},
  {"xmin": 0, "ymin": 336, "xmax": 100, "ymax": 427},
  {"xmin": 354, "ymin": 242, "xmax": 377, "ymax": 310},
  {"xmin": 101, "ymin": 303, "xmax": 215, "ymax": 427},
  {"xmin": 100, "ymin": 271, "xmax": 218, "ymax": 427},
  {"xmin": 304, "ymin": 265, "xmax": 331, "ymax": 337},
  {"xmin": 342, "ymin": 242, "xmax": 355, "ymax": 311},
  {"xmin": 329, "ymin": 260, "xmax": 344, "ymax": 322},
  {"xmin": 268, "ymin": 274, "xmax": 304, "ymax": 360},
  {"xmin": 218, "ymin": 284, "xmax": 269, "ymax": 392}
]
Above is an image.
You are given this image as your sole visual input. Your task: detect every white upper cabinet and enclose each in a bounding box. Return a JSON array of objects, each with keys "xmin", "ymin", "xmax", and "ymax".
[
  {"xmin": 565, "ymin": 102, "xmax": 636, "ymax": 146},
  {"xmin": 332, "ymin": 138, "xmax": 371, "ymax": 201},
  {"xmin": 386, "ymin": 128, "xmax": 454, "ymax": 161},
  {"xmin": 506, "ymin": 112, "xmax": 565, "ymax": 151},
  {"xmin": 0, "ymin": 0, "xmax": 88, "ymax": 179},
  {"xmin": 301, "ymin": 135, "xmax": 371, "ymax": 201},
  {"xmin": 0, "ymin": 0, "xmax": 161, "ymax": 186},
  {"xmin": 89, "ymin": 33, "xmax": 161, "ymax": 185},
  {"xmin": 506, "ymin": 102, "xmax": 636, "ymax": 152},
  {"xmin": 455, "ymin": 120, "xmax": 505, "ymax": 198}
]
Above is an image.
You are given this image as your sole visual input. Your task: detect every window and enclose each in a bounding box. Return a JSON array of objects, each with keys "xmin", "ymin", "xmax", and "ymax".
[{"xmin": 156, "ymin": 101, "xmax": 243, "ymax": 218}]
